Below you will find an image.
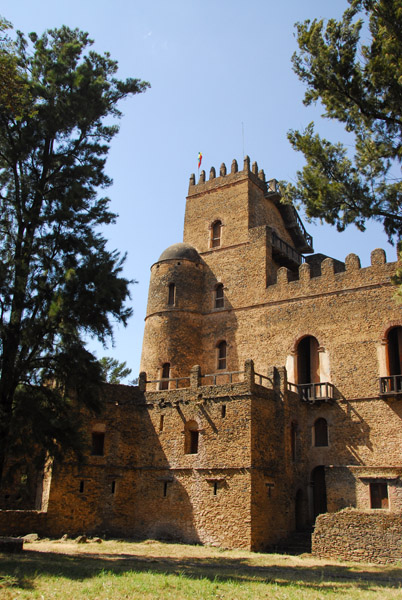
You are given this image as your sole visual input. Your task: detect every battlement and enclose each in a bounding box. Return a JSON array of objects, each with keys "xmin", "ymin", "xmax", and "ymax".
[
  {"xmin": 267, "ymin": 247, "xmax": 398, "ymax": 298},
  {"xmin": 188, "ymin": 156, "xmax": 267, "ymax": 196}
]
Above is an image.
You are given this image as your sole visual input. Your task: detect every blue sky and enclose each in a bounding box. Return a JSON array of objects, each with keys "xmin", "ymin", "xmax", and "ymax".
[{"xmin": 2, "ymin": 0, "xmax": 395, "ymax": 380}]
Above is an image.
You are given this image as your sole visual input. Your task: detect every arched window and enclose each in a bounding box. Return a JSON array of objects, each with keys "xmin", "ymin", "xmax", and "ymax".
[
  {"xmin": 217, "ymin": 341, "xmax": 227, "ymax": 370},
  {"xmin": 211, "ymin": 220, "xmax": 222, "ymax": 248},
  {"xmin": 314, "ymin": 418, "xmax": 328, "ymax": 447},
  {"xmin": 159, "ymin": 362, "xmax": 170, "ymax": 390},
  {"xmin": 297, "ymin": 336, "xmax": 320, "ymax": 384},
  {"xmin": 167, "ymin": 283, "xmax": 175, "ymax": 306},
  {"xmin": 387, "ymin": 326, "xmax": 402, "ymax": 376},
  {"xmin": 215, "ymin": 283, "xmax": 224, "ymax": 308},
  {"xmin": 184, "ymin": 420, "xmax": 199, "ymax": 454}
]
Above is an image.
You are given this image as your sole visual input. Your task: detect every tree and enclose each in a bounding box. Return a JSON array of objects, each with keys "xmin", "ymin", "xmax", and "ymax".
[
  {"xmin": 0, "ymin": 23, "xmax": 149, "ymax": 485},
  {"xmin": 99, "ymin": 357, "xmax": 132, "ymax": 384},
  {"xmin": 283, "ymin": 0, "xmax": 402, "ymax": 241}
]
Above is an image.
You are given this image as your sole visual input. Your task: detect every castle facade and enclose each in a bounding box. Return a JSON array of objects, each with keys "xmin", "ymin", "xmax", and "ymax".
[{"xmin": 2, "ymin": 157, "xmax": 402, "ymax": 559}]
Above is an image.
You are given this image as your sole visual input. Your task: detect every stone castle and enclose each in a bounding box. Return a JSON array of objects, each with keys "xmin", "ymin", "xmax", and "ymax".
[{"xmin": 2, "ymin": 156, "xmax": 402, "ymax": 562}]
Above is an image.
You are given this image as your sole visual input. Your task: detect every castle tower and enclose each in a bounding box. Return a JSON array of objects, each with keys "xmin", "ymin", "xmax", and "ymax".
[
  {"xmin": 140, "ymin": 242, "xmax": 204, "ymax": 387},
  {"xmin": 141, "ymin": 157, "xmax": 315, "ymax": 382}
]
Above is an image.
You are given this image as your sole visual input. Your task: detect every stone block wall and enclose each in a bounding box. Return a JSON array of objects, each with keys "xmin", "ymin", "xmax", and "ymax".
[
  {"xmin": 0, "ymin": 511, "xmax": 48, "ymax": 537},
  {"xmin": 313, "ymin": 509, "xmax": 402, "ymax": 564}
]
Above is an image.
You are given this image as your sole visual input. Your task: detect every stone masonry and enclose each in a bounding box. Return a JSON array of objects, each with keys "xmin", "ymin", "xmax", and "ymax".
[{"xmin": 1, "ymin": 157, "xmax": 402, "ymax": 559}]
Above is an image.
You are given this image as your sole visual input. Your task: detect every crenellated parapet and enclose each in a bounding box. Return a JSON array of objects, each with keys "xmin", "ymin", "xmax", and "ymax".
[
  {"xmin": 268, "ymin": 247, "xmax": 398, "ymax": 300},
  {"xmin": 188, "ymin": 155, "xmax": 267, "ymax": 196}
]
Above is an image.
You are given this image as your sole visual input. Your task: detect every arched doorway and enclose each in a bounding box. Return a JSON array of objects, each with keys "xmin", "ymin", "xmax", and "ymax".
[
  {"xmin": 311, "ymin": 466, "xmax": 327, "ymax": 520},
  {"xmin": 297, "ymin": 336, "xmax": 320, "ymax": 384},
  {"xmin": 387, "ymin": 327, "xmax": 402, "ymax": 376}
]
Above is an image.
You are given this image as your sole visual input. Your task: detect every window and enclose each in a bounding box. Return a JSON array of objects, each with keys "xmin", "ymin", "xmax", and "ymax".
[
  {"xmin": 111, "ymin": 481, "xmax": 116, "ymax": 494},
  {"xmin": 213, "ymin": 481, "xmax": 218, "ymax": 496},
  {"xmin": 221, "ymin": 404, "xmax": 226, "ymax": 418},
  {"xmin": 217, "ymin": 341, "xmax": 227, "ymax": 370},
  {"xmin": 159, "ymin": 415, "xmax": 165, "ymax": 431},
  {"xmin": 91, "ymin": 432, "xmax": 105, "ymax": 456},
  {"xmin": 163, "ymin": 482, "xmax": 168, "ymax": 497},
  {"xmin": 291, "ymin": 421, "xmax": 298, "ymax": 461},
  {"xmin": 215, "ymin": 283, "xmax": 224, "ymax": 308},
  {"xmin": 168, "ymin": 283, "xmax": 175, "ymax": 306},
  {"xmin": 79, "ymin": 481, "xmax": 85, "ymax": 493},
  {"xmin": 159, "ymin": 363, "xmax": 170, "ymax": 390},
  {"xmin": 314, "ymin": 418, "xmax": 328, "ymax": 447},
  {"xmin": 211, "ymin": 220, "xmax": 222, "ymax": 248},
  {"xmin": 370, "ymin": 482, "xmax": 389, "ymax": 509},
  {"xmin": 185, "ymin": 420, "xmax": 199, "ymax": 454}
]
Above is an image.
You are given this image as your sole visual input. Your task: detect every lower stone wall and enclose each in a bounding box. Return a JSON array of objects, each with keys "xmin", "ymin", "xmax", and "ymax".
[
  {"xmin": 0, "ymin": 511, "xmax": 48, "ymax": 537},
  {"xmin": 313, "ymin": 509, "xmax": 402, "ymax": 564}
]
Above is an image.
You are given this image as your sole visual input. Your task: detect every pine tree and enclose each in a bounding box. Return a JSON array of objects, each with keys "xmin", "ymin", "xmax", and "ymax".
[
  {"xmin": 0, "ymin": 23, "xmax": 149, "ymax": 484},
  {"xmin": 284, "ymin": 0, "xmax": 402, "ymax": 240}
]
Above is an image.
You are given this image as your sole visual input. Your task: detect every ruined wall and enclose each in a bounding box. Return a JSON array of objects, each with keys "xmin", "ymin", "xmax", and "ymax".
[{"xmin": 313, "ymin": 509, "xmax": 402, "ymax": 564}]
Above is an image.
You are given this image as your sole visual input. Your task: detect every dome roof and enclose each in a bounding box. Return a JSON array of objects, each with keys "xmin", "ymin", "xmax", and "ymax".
[{"xmin": 158, "ymin": 242, "xmax": 201, "ymax": 263}]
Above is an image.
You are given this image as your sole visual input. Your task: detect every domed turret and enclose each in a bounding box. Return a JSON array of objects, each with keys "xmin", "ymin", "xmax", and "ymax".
[
  {"xmin": 140, "ymin": 242, "xmax": 204, "ymax": 386},
  {"xmin": 157, "ymin": 242, "xmax": 201, "ymax": 264}
]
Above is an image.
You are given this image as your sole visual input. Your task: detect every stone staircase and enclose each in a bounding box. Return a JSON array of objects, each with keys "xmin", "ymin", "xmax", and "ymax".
[{"xmin": 269, "ymin": 528, "xmax": 313, "ymax": 555}]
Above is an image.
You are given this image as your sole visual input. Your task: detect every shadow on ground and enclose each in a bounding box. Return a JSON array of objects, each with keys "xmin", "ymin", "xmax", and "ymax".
[{"xmin": 0, "ymin": 545, "xmax": 402, "ymax": 595}]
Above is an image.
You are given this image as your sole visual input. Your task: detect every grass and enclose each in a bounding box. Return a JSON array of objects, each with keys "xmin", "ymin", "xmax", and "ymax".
[{"xmin": 0, "ymin": 538, "xmax": 402, "ymax": 598}]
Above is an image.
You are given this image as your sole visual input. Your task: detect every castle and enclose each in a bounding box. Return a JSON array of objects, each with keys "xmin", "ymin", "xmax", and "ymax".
[{"xmin": 2, "ymin": 156, "xmax": 402, "ymax": 561}]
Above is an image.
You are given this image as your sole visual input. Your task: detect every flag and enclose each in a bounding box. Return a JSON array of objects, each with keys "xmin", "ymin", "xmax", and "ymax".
[{"xmin": 198, "ymin": 152, "xmax": 202, "ymax": 168}]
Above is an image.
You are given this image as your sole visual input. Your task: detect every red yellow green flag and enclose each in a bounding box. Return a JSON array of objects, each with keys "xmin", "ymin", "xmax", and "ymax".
[{"xmin": 198, "ymin": 152, "xmax": 202, "ymax": 168}]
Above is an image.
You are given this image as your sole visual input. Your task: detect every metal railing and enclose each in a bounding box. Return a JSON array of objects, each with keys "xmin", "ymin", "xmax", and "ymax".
[
  {"xmin": 271, "ymin": 231, "xmax": 303, "ymax": 266},
  {"xmin": 288, "ymin": 381, "xmax": 335, "ymax": 402},
  {"xmin": 379, "ymin": 375, "xmax": 402, "ymax": 395}
]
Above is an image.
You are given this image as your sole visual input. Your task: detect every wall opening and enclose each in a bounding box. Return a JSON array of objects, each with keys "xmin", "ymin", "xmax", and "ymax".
[
  {"xmin": 91, "ymin": 432, "xmax": 105, "ymax": 456},
  {"xmin": 79, "ymin": 481, "xmax": 85, "ymax": 493},
  {"xmin": 221, "ymin": 404, "xmax": 226, "ymax": 418},
  {"xmin": 185, "ymin": 420, "xmax": 199, "ymax": 454},
  {"xmin": 297, "ymin": 336, "xmax": 319, "ymax": 384},
  {"xmin": 211, "ymin": 220, "xmax": 222, "ymax": 248},
  {"xmin": 387, "ymin": 327, "xmax": 402, "ymax": 376},
  {"xmin": 159, "ymin": 415, "xmax": 165, "ymax": 431},
  {"xmin": 217, "ymin": 341, "xmax": 227, "ymax": 370},
  {"xmin": 295, "ymin": 489, "xmax": 304, "ymax": 530},
  {"xmin": 163, "ymin": 482, "xmax": 168, "ymax": 497},
  {"xmin": 111, "ymin": 481, "xmax": 116, "ymax": 495},
  {"xmin": 291, "ymin": 421, "xmax": 298, "ymax": 461},
  {"xmin": 213, "ymin": 481, "xmax": 218, "ymax": 495},
  {"xmin": 215, "ymin": 283, "xmax": 224, "ymax": 308},
  {"xmin": 167, "ymin": 283, "xmax": 176, "ymax": 306},
  {"xmin": 159, "ymin": 363, "xmax": 170, "ymax": 390},
  {"xmin": 311, "ymin": 466, "xmax": 327, "ymax": 519},
  {"xmin": 314, "ymin": 418, "xmax": 328, "ymax": 447},
  {"xmin": 370, "ymin": 482, "xmax": 389, "ymax": 509}
]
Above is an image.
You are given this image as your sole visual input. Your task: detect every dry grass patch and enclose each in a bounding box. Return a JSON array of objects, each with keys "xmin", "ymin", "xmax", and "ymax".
[{"xmin": 0, "ymin": 538, "xmax": 402, "ymax": 598}]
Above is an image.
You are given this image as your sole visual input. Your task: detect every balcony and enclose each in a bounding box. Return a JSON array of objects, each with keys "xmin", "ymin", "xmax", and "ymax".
[
  {"xmin": 265, "ymin": 179, "xmax": 314, "ymax": 254},
  {"xmin": 288, "ymin": 381, "xmax": 335, "ymax": 403},
  {"xmin": 271, "ymin": 231, "xmax": 303, "ymax": 269},
  {"xmin": 379, "ymin": 375, "xmax": 402, "ymax": 396}
]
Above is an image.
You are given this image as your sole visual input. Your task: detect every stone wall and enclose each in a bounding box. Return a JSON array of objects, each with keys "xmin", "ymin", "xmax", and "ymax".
[
  {"xmin": 313, "ymin": 509, "xmax": 402, "ymax": 564},
  {"xmin": 0, "ymin": 511, "xmax": 47, "ymax": 537}
]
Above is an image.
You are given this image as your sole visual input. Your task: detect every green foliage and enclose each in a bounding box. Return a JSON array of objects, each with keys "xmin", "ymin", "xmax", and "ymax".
[
  {"xmin": 0, "ymin": 21, "xmax": 149, "ymax": 482},
  {"xmin": 99, "ymin": 356, "xmax": 132, "ymax": 384},
  {"xmin": 283, "ymin": 0, "xmax": 402, "ymax": 241}
]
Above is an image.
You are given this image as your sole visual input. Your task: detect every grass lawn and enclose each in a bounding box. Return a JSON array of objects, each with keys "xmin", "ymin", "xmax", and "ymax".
[{"xmin": 1, "ymin": 538, "xmax": 402, "ymax": 599}]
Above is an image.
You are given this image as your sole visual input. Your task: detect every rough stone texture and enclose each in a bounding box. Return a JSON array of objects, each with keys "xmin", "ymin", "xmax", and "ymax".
[
  {"xmin": 313, "ymin": 510, "xmax": 402, "ymax": 564},
  {"xmin": 1, "ymin": 158, "xmax": 402, "ymax": 557}
]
